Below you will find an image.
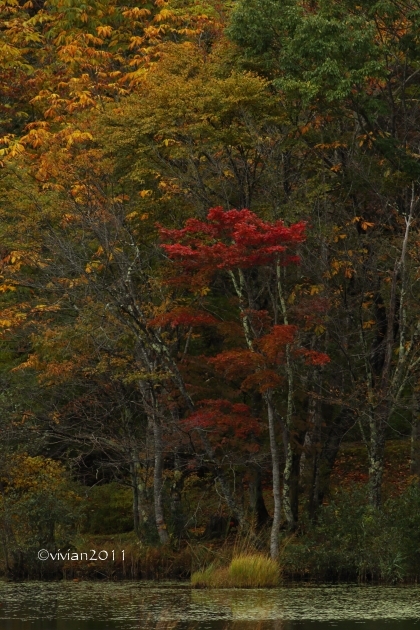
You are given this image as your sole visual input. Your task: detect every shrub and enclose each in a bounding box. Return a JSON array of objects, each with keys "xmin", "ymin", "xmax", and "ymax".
[
  {"xmin": 282, "ymin": 483, "xmax": 420, "ymax": 583},
  {"xmin": 82, "ymin": 483, "xmax": 133, "ymax": 534}
]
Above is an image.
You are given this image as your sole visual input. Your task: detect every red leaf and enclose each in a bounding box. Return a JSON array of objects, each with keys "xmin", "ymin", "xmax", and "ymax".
[
  {"xmin": 297, "ymin": 349, "xmax": 330, "ymax": 366},
  {"xmin": 159, "ymin": 207, "xmax": 306, "ymax": 272},
  {"xmin": 148, "ymin": 307, "xmax": 218, "ymax": 328},
  {"xmin": 182, "ymin": 399, "xmax": 261, "ymax": 440}
]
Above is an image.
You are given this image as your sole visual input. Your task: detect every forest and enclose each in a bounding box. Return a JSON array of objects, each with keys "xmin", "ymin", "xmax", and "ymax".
[{"xmin": 1, "ymin": 0, "xmax": 420, "ymax": 583}]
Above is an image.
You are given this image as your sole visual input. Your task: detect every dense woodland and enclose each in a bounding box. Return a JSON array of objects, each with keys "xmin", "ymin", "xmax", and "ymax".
[{"xmin": 2, "ymin": 0, "xmax": 420, "ymax": 582}]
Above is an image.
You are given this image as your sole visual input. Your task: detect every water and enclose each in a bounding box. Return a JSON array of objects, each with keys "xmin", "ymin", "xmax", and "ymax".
[{"xmin": 0, "ymin": 582, "xmax": 419, "ymax": 630}]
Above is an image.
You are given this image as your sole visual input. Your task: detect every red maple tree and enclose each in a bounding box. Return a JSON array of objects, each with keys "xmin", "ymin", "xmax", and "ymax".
[{"xmin": 158, "ymin": 207, "xmax": 329, "ymax": 557}]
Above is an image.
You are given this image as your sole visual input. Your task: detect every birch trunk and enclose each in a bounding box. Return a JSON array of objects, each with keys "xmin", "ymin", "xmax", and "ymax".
[
  {"xmin": 130, "ymin": 453, "xmax": 149, "ymax": 539},
  {"xmin": 277, "ymin": 264, "xmax": 297, "ymax": 530},
  {"xmin": 282, "ymin": 439, "xmax": 294, "ymax": 529},
  {"xmin": 367, "ymin": 193, "xmax": 415, "ymax": 507},
  {"xmin": 265, "ymin": 392, "xmax": 282, "ymax": 560}
]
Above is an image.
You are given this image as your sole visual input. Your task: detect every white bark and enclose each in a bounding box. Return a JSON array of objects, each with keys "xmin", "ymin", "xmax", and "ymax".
[{"xmin": 265, "ymin": 392, "xmax": 282, "ymax": 560}]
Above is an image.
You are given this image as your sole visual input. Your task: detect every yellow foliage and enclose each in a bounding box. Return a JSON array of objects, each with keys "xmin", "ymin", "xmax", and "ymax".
[
  {"xmin": 362, "ymin": 320, "xmax": 376, "ymax": 329},
  {"xmin": 122, "ymin": 7, "xmax": 151, "ymax": 19},
  {"xmin": 2, "ymin": 455, "xmax": 68, "ymax": 494},
  {"xmin": 310, "ymin": 285, "xmax": 323, "ymax": 295},
  {"xmin": 154, "ymin": 9, "xmax": 175, "ymax": 23},
  {"xmin": 96, "ymin": 25, "xmax": 113, "ymax": 38}
]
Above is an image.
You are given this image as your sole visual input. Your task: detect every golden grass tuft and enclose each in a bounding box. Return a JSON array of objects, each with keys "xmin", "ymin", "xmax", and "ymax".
[{"xmin": 191, "ymin": 553, "xmax": 280, "ymax": 588}]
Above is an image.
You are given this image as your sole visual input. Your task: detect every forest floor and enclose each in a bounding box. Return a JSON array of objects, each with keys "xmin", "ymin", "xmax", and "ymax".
[
  {"xmin": 0, "ymin": 440, "xmax": 412, "ymax": 581},
  {"xmin": 55, "ymin": 439, "xmax": 415, "ymax": 582}
]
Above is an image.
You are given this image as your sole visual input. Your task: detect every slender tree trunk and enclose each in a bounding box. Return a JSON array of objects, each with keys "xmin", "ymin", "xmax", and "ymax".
[
  {"xmin": 367, "ymin": 212, "xmax": 412, "ymax": 507},
  {"xmin": 265, "ymin": 392, "xmax": 282, "ymax": 560},
  {"xmin": 152, "ymin": 416, "xmax": 169, "ymax": 544},
  {"xmin": 282, "ymin": 440, "xmax": 296, "ymax": 530},
  {"xmin": 277, "ymin": 264, "xmax": 297, "ymax": 531},
  {"xmin": 137, "ymin": 376, "xmax": 170, "ymax": 543},
  {"xmin": 300, "ymin": 393, "xmax": 322, "ymax": 519},
  {"xmin": 281, "ymin": 359, "xmax": 296, "ymax": 531},
  {"xmin": 130, "ymin": 462, "xmax": 141, "ymax": 537},
  {"xmin": 170, "ymin": 449, "xmax": 184, "ymax": 539},
  {"xmin": 289, "ymin": 447, "xmax": 302, "ymax": 524},
  {"xmin": 249, "ymin": 464, "xmax": 269, "ymax": 529},
  {"xmin": 368, "ymin": 408, "xmax": 386, "ymax": 509}
]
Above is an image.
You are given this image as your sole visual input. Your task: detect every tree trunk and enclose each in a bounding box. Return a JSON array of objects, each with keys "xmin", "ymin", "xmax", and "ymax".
[
  {"xmin": 170, "ymin": 449, "xmax": 185, "ymax": 539},
  {"xmin": 368, "ymin": 409, "xmax": 385, "ymax": 509},
  {"xmin": 129, "ymin": 448, "xmax": 152, "ymax": 539},
  {"xmin": 300, "ymin": 394, "xmax": 322, "ymax": 520},
  {"xmin": 266, "ymin": 393, "xmax": 281, "ymax": 560},
  {"xmin": 130, "ymin": 459, "xmax": 141, "ymax": 538},
  {"xmin": 289, "ymin": 447, "xmax": 302, "ymax": 525},
  {"xmin": 249, "ymin": 464, "xmax": 269, "ymax": 529},
  {"xmin": 282, "ymin": 440, "xmax": 296, "ymax": 531},
  {"xmin": 153, "ymin": 416, "xmax": 169, "ymax": 544},
  {"xmin": 276, "ymin": 264, "xmax": 296, "ymax": 531}
]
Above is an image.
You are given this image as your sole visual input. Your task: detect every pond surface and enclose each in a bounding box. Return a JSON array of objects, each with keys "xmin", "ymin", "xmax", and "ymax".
[{"xmin": 0, "ymin": 582, "xmax": 419, "ymax": 630}]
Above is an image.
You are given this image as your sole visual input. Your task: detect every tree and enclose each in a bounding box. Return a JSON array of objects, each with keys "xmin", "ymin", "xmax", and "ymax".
[
  {"xmin": 0, "ymin": 454, "xmax": 81, "ymax": 578},
  {"xmin": 159, "ymin": 206, "xmax": 329, "ymax": 556},
  {"xmin": 229, "ymin": 0, "xmax": 420, "ymax": 508},
  {"xmin": 103, "ymin": 40, "xmax": 299, "ymax": 220}
]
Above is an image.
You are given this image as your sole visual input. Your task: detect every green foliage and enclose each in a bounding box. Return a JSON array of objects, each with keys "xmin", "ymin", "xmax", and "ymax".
[
  {"xmin": 283, "ymin": 484, "xmax": 420, "ymax": 583},
  {"xmin": 229, "ymin": 0, "xmax": 386, "ymax": 102},
  {"xmin": 103, "ymin": 41, "xmax": 290, "ymax": 216},
  {"xmin": 82, "ymin": 483, "xmax": 133, "ymax": 535},
  {"xmin": 0, "ymin": 454, "xmax": 82, "ymax": 577}
]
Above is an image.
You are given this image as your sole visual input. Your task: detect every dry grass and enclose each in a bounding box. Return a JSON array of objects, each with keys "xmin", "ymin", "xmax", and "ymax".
[
  {"xmin": 191, "ymin": 553, "xmax": 280, "ymax": 588},
  {"xmin": 60, "ymin": 533, "xmax": 194, "ymax": 580}
]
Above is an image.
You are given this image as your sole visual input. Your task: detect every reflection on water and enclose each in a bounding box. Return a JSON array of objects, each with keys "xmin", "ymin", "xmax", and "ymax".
[
  {"xmin": 0, "ymin": 582, "xmax": 419, "ymax": 630},
  {"xmin": 1, "ymin": 624, "xmax": 419, "ymax": 630}
]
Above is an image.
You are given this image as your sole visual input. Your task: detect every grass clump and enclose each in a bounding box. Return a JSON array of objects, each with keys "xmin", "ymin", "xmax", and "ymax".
[
  {"xmin": 191, "ymin": 553, "xmax": 280, "ymax": 588},
  {"xmin": 229, "ymin": 554, "xmax": 280, "ymax": 587},
  {"xmin": 191, "ymin": 563, "xmax": 222, "ymax": 588}
]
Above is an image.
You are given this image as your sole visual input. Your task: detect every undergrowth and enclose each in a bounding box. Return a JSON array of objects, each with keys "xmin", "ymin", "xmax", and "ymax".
[{"xmin": 282, "ymin": 482, "xmax": 420, "ymax": 583}]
